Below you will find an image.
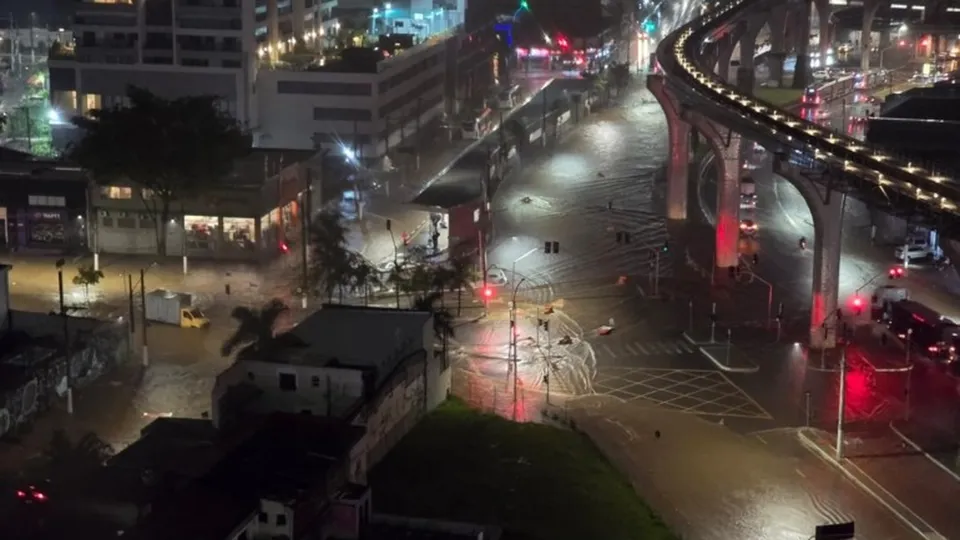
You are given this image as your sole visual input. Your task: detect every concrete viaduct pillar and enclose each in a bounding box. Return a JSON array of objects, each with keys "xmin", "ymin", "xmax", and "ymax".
[
  {"xmin": 814, "ymin": 0, "xmax": 834, "ymax": 70},
  {"xmin": 860, "ymin": 0, "xmax": 880, "ymax": 72},
  {"xmin": 792, "ymin": 0, "xmax": 813, "ymax": 89},
  {"xmin": 736, "ymin": 18, "xmax": 763, "ymax": 93},
  {"xmin": 766, "ymin": 7, "xmax": 787, "ymax": 87},
  {"xmin": 716, "ymin": 34, "xmax": 737, "ymax": 82},
  {"xmin": 648, "ymin": 74, "xmax": 690, "ymax": 221},
  {"xmin": 773, "ymin": 159, "xmax": 845, "ymax": 350}
]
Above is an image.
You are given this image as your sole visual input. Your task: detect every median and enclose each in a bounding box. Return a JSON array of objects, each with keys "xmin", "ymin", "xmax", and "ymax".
[{"xmin": 369, "ymin": 398, "xmax": 678, "ymax": 540}]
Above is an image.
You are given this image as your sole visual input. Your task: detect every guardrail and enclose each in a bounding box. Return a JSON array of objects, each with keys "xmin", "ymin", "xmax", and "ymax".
[{"xmin": 656, "ymin": 0, "xmax": 960, "ymax": 223}]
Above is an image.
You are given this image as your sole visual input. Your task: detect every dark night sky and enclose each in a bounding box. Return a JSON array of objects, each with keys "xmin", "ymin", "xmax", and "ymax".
[{"xmin": 0, "ymin": 0, "xmax": 68, "ymax": 27}]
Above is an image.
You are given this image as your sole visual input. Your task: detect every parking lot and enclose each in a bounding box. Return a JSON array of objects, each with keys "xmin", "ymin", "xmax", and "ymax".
[{"xmin": 593, "ymin": 367, "xmax": 772, "ymax": 419}]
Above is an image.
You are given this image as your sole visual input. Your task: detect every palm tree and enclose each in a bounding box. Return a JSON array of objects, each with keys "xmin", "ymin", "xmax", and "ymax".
[
  {"xmin": 349, "ymin": 256, "xmax": 381, "ymax": 306},
  {"xmin": 446, "ymin": 256, "xmax": 476, "ymax": 316},
  {"xmin": 412, "ymin": 292, "xmax": 456, "ymax": 370},
  {"xmin": 43, "ymin": 429, "xmax": 114, "ymax": 482},
  {"xmin": 405, "ymin": 265, "xmax": 434, "ymax": 297},
  {"xmin": 221, "ymin": 298, "xmax": 303, "ymax": 359},
  {"xmin": 309, "ymin": 209, "xmax": 352, "ymax": 302},
  {"xmin": 385, "ymin": 258, "xmax": 411, "ymax": 308},
  {"xmin": 429, "ymin": 266, "xmax": 454, "ymax": 308}
]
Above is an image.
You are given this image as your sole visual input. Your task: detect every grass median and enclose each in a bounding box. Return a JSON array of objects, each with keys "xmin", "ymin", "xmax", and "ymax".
[
  {"xmin": 752, "ymin": 86, "xmax": 803, "ymax": 106},
  {"xmin": 369, "ymin": 398, "xmax": 677, "ymax": 540}
]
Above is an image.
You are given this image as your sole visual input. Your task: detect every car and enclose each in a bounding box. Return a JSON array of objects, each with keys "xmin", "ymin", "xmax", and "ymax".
[
  {"xmin": 485, "ymin": 266, "xmax": 508, "ymax": 286},
  {"xmin": 739, "ymin": 219, "xmax": 758, "ymax": 237},
  {"xmin": 894, "ymin": 244, "xmax": 933, "ymax": 262},
  {"xmin": 376, "ymin": 253, "xmax": 408, "ymax": 274}
]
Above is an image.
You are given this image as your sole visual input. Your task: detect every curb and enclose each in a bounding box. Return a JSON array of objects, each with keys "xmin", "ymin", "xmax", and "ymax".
[
  {"xmin": 889, "ymin": 421, "xmax": 960, "ymax": 484},
  {"xmin": 696, "ymin": 345, "xmax": 760, "ymax": 373},
  {"xmin": 796, "ymin": 428, "xmax": 938, "ymax": 540},
  {"xmin": 683, "ymin": 332, "xmax": 760, "ymax": 373}
]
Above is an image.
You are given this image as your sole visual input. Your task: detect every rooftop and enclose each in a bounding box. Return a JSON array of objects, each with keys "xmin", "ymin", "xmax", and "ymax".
[{"xmin": 283, "ymin": 304, "xmax": 432, "ymax": 385}]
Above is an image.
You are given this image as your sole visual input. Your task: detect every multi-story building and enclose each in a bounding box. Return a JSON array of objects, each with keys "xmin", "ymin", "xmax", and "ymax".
[{"xmin": 49, "ymin": 0, "xmax": 499, "ymax": 165}]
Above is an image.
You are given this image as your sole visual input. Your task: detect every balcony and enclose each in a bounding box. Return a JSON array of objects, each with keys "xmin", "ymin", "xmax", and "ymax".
[
  {"xmin": 177, "ymin": 17, "xmax": 243, "ymax": 31},
  {"xmin": 73, "ymin": 14, "xmax": 137, "ymax": 28},
  {"xmin": 176, "ymin": 0, "xmax": 242, "ymax": 17},
  {"xmin": 48, "ymin": 42, "xmax": 77, "ymax": 60}
]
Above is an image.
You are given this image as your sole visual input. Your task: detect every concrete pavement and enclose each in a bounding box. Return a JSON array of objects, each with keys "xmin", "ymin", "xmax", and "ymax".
[{"xmin": 571, "ymin": 398, "xmax": 919, "ymax": 540}]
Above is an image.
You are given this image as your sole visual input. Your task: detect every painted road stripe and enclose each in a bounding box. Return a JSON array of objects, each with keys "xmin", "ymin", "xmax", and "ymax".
[{"xmin": 603, "ymin": 344, "xmax": 617, "ymax": 358}]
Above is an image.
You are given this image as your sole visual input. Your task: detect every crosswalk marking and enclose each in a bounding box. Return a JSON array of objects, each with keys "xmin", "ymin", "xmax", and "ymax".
[{"xmin": 596, "ymin": 340, "xmax": 698, "ymax": 358}]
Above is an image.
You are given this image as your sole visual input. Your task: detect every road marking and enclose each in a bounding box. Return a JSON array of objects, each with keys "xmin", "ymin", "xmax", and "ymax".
[
  {"xmin": 603, "ymin": 344, "xmax": 617, "ymax": 358},
  {"xmin": 632, "ymin": 343, "xmax": 646, "ymax": 355},
  {"xmin": 795, "ymin": 468, "xmax": 806, "ymax": 478},
  {"xmin": 679, "ymin": 341, "xmax": 694, "ymax": 353}
]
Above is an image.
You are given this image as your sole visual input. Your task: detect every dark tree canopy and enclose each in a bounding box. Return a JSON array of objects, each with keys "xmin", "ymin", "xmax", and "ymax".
[{"xmin": 68, "ymin": 86, "xmax": 251, "ymax": 253}]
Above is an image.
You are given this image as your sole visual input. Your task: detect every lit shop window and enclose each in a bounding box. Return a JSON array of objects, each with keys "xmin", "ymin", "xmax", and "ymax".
[
  {"xmin": 101, "ymin": 186, "xmax": 133, "ymax": 199},
  {"xmin": 184, "ymin": 215, "xmax": 218, "ymax": 250},
  {"xmin": 223, "ymin": 217, "xmax": 255, "ymax": 249}
]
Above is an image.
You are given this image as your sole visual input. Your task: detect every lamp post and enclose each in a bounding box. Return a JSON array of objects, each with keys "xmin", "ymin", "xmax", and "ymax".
[
  {"xmin": 386, "ymin": 220, "xmax": 401, "ymax": 309},
  {"xmin": 55, "ymin": 259, "xmax": 73, "ymax": 415},
  {"xmin": 836, "ymin": 346, "xmax": 848, "ymax": 460},
  {"xmin": 511, "ymin": 276, "xmax": 528, "ymax": 421}
]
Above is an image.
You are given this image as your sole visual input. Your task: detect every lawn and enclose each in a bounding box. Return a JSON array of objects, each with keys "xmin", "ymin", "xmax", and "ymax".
[
  {"xmin": 369, "ymin": 399, "xmax": 677, "ymax": 540},
  {"xmin": 752, "ymin": 86, "xmax": 803, "ymax": 106}
]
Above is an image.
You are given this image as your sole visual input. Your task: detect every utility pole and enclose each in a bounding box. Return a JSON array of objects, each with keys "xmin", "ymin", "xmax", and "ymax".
[
  {"xmin": 56, "ymin": 259, "xmax": 73, "ymax": 414},
  {"xmin": 836, "ymin": 346, "xmax": 847, "ymax": 461},
  {"xmin": 140, "ymin": 268, "xmax": 149, "ymax": 367},
  {"xmin": 301, "ymin": 167, "xmax": 312, "ymax": 309},
  {"xmin": 127, "ymin": 274, "xmax": 135, "ymax": 334}
]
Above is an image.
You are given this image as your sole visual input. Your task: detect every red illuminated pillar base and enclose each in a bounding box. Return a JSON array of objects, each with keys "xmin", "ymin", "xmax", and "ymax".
[{"xmin": 648, "ymin": 74, "xmax": 689, "ymax": 221}]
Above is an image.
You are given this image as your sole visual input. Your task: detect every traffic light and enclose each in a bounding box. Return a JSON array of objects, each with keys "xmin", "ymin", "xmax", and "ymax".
[
  {"xmin": 851, "ymin": 295, "xmax": 864, "ymax": 315},
  {"xmin": 889, "ymin": 266, "xmax": 905, "ymax": 279},
  {"xmin": 921, "ymin": 37, "xmax": 930, "ymax": 47},
  {"xmin": 643, "ymin": 20, "xmax": 655, "ymax": 33},
  {"xmin": 615, "ymin": 231, "xmax": 631, "ymax": 244},
  {"xmin": 556, "ymin": 34, "xmax": 569, "ymax": 49},
  {"xmin": 279, "ymin": 242, "xmax": 289, "ymax": 253},
  {"xmin": 482, "ymin": 287, "xmax": 494, "ymax": 299},
  {"xmin": 544, "ymin": 240, "xmax": 560, "ymax": 253},
  {"xmin": 519, "ymin": 0, "xmax": 529, "ymax": 10}
]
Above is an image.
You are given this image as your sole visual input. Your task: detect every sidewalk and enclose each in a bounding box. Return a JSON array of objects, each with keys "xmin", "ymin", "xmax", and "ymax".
[{"xmin": 797, "ymin": 427, "xmax": 940, "ymax": 538}]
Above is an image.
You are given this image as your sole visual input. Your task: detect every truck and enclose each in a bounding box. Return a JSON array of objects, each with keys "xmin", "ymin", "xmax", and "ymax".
[{"xmin": 145, "ymin": 289, "xmax": 210, "ymax": 328}]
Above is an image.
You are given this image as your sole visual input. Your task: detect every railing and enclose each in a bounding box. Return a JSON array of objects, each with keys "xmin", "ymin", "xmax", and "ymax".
[{"xmin": 659, "ymin": 0, "xmax": 960, "ymax": 220}]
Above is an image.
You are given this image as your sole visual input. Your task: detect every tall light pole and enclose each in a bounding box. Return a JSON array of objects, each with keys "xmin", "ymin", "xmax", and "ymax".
[
  {"xmin": 386, "ymin": 219, "xmax": 401, "ymax": 309},
  {"xmin": 55, "ymin": 259, "xmax": 73, "ymax": 415},
  {"xmin": 511, "ymin": 276, "xmax": 527, "ymax": 421},
  {"xmin": 836, "ymin": 346, "xmax": 847, "ymax": 461}
]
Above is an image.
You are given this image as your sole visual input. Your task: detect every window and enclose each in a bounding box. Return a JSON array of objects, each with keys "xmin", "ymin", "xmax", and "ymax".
[
  {"xmin": 277, "ymin": 80, "xmax": 372, "ymax": 96},
  {"xmin": 101, "ymin": 186, "xmax": 133, "ymax": 199},
  {"xmin": 28, "ymin": 195, "xmax": 67, "ymax": 207},
  {"xmin": 139, "ymin": 213, "xmax": 154, "ymax": 229},
  {"xmin": 184, "ymin": 215, "xmax": 218, "ymax": 251},
  {"xmin": 222, "ymin": 217, "xmax": 254, "ymax": 250},
  {"xmin": 278, "ymin": 372, "xmax": 297, "ymax": 391},
  {"xmin": 276, "ymin": 514, "xmax": 287, "ymax": 526},
  {"xmin": 313, "ymin": 107, "xmax": 372, "ymax": 122},
  {"xmin": 115, "ymin": 211, "xmax": 136, "ymax": 228},
  {"xmin": 310, "ymin": 375, "xmax": 320, "ymax": 387}
]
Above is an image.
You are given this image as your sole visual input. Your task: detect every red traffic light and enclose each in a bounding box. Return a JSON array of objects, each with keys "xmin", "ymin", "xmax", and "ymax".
[
  {"xmin": 921, "ymin": 38, "xmax": 930, "ymax": 46},
  {"xmin": 852, "ymin": 296, "xmax": 863, "ymax": 308},
  {"xmin": 279, "ymin": 242, "xmax": 289, "ymax": 253},
  {"xmin": 899, "ymin": 40, "xmax": 907, "ymax": 46},
  {"xmin": 482, "ymin": 287, "xmax": 494, "ymax": 298}
]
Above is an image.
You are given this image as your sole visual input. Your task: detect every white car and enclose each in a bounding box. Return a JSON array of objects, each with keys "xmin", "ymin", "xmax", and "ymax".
[
  {"xmin": 485, "ymin": 267, "xmax": 508, "ymax": 287},
  {"xmin": 376, "ymin": 254, "xmax": 408, "ymax": 274},
  {"xmin": 894, "ymin": 245, "xmax": 933, "ymax": 262}
]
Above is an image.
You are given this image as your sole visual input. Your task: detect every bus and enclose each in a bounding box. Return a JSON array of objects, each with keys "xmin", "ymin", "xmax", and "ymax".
[
  {"xmin": 887, "ymin": 300, "xmax": 960, "ymax": 360},
  {"xmin": 497, "ymin": 85, "xmax": 521, "ymax": 109},
  {"xmin": 461, "ymin": 108, "xmax": 496, "ymax": 140},
  {"xmin": 801, "ymin": 74, "xmax": 857, "ymax": 106}
]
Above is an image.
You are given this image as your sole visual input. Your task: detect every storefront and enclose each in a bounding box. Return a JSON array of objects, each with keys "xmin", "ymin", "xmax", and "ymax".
[{"xmin": 0, "ymin": 171, "xmax": 89, "ymax": 253}]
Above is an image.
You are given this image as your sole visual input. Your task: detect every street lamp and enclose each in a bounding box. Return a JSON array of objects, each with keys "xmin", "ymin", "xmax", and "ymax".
[
  {"xmin": 386, "ymin": 219, "xmax": 401, "ymax": 309},
  {"xmin": 836, "ymin": 345, "xmax": 848, "ymax": 460},
  {"xmin": 130, "ymin": 263, "xmax": 157, "ymax": 367},
  {"xmin": 55, "ymin": 259, "xmax": 73, "ymax": 415},
  {"xmin": 511, "ymin": 276, "xmax": 528, "ymax": 421}
]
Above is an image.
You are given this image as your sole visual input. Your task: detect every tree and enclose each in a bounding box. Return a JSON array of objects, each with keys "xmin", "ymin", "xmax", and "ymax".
[
  {"xmin": 68, "ymin": 86, "xmax": 251, "ymax": 255},
  {"xmin": 404, "ymin": 265, "xmax": 434, "ymax": 297},
  {"xmin": 412, "ymin": 292, "xmax": 455, "ymax": 369},
  {"xmin": 309, "ymin": 209, "xmax": 353, "ymax": 302},
  {"xmin": 221, "ymin": 299, "xmax": 304, "ymax": 359},
  {"xmin": 445, "ymin": 256, "xmax": 476, "ymax": 316},
  {"xmin": 385, "ymin": 258, "xmax": 411, "ymax": 309},
  {"xmin": 72, "ymin": 264, "xmax": 104, "ymax": 305},
  {"xmin": 43, "ymin": 429, "xmax": 114, "ymax": 482},
  {"xmin": 349, "ymin": 255, "xmax": 381, "ymax": 306}
]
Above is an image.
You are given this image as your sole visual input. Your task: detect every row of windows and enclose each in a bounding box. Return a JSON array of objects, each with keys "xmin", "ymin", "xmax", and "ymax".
[
  {"xmin": 379, "ymin": 73, "xmax": 442, "ymax": 119},
  {"xmin": 313, "ymin": 107, "xmax": 372, "ymax": 122},
  {"xmin": 29, "ymin": 195, "xmax": 67, "ymax": 207},
  {"xmin": 277, "ymin": 80, "xmax": 373, "ymax": 97},
  {"xmin": 311, "ymin": 132, "xmax": 372, "ymax": 145},
  {"xmin": 377, "ymin": 51, "xmax": 442, "ymax": 95},
  {"xmin": 101, "ymin": 186, "xmax": 155, "ymax": 200}
]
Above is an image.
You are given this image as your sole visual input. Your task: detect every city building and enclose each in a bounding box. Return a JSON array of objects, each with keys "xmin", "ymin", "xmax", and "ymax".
[
  {"xmin": 0, "ymin": 149, "xmax": 88, "ymax": 252},
  {"xmin": 213, "ymin": 303, "xmax": 451, "ymax": 464},
  {"xmin": 48, "ymin": 0, "xmax": 501, "ymax": 166},
  {"xmin": 90, "ymin": 148, "xmax": 319, "ymax": 259},
  {"xmin": 866, "ymin": 83, "xmax": 960, "ymax": 167}
]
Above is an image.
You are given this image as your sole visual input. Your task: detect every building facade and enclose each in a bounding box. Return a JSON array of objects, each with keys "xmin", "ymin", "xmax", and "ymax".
[
  {"xmin": 0, "ymin": 158, "xmax": 89, "ymax": 252},
  {"xmin": 90, "ymin": 149, "xmax": 319, "ymax": 259},
  {"xmin": 48, "ymin": 0, "xmax": 260, "ymax": 150}
]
